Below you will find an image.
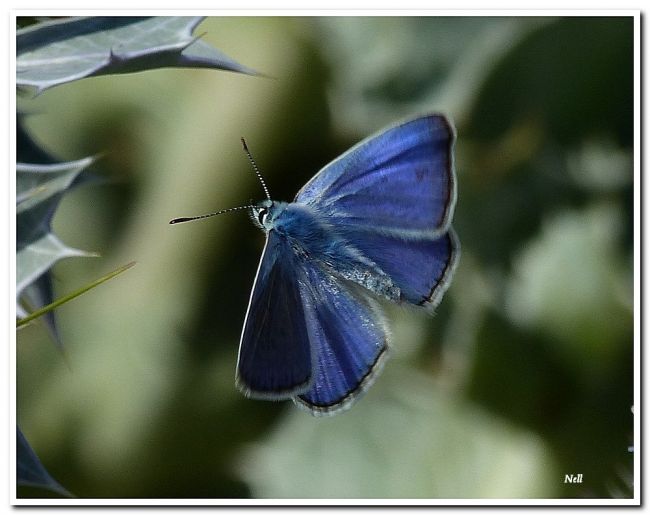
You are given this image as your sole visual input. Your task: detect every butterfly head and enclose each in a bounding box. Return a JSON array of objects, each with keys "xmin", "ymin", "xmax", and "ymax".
[{"xmin": 251, "ymin": 199, "xmax": 288, "ymax": 232}]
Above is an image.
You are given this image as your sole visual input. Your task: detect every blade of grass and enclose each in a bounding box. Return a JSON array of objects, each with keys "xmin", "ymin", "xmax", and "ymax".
[{"xmin": 17, "ymin": 261, "xmax": 136, "ymax": 328}]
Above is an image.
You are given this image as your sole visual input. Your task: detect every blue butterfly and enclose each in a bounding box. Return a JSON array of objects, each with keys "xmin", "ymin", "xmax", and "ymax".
[{"xmin": 171, "ymin": 114, "xmax": 459, "ymax": 416}]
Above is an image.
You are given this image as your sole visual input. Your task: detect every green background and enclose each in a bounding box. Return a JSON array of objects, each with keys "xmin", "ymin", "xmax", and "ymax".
[{"xmin": 17, "ymin": 16, "xmax": 634, "ymax": 499}]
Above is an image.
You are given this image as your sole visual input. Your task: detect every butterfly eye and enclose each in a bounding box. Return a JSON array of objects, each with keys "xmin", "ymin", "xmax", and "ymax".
[{"xmin": 258, "ymin": 208, "xmax": 268, "ymax": 226}]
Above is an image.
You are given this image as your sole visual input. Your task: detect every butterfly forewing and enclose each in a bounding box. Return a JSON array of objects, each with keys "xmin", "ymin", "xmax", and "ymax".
[
  {"xmin": 295, "ymin": 115, "xmax": 456, "ymax": 237},
  {"xmin": 236, "ymin": 230, "xmax": 313, "ymax": 398}
]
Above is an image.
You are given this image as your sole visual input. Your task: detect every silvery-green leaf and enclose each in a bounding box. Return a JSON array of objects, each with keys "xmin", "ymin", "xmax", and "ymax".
[
  {"xmin": 16, "ymin": 158, "xmax": 94, "ymax": 273},
  {"xmin": 17, "ymin": 233, "xmax": 93, "ymax": 304},
  {"xmin": 17, "ymin": 158, "xmax": 94, "ymax": 213},
  {"xmin": 16, "ymin": 158, "xmax": 95, "ymax": 346},
  {"xmin": 17, "ymin": 16, "xmax": 258, "ymax": 93},
  {"xmin": 16, "ymin": 118, "xmax": 69, "ymax": 342},
  {"xmin": 17, "ymin": 427, "xmax": 70, "ymax": 497}
]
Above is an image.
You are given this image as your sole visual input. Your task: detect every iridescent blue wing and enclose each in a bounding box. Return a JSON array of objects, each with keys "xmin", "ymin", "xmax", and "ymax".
[
  {"xmin": 294, "ymin": 114, "xmax": 456, "ymax": 237},
  {"xmin": 338, "ymin": 227, "xmax": 460, "ymax": 308},
  {"xmin": 295, "ymin": 114, "xmax": 458, "ymax": 308},
  {"xmin": 294, "ymin": 265, "xmax": 389, "ymax": 415},
  {"xmin": 236, "ymin": 230, "xmax": 313, "ymax": 399}
]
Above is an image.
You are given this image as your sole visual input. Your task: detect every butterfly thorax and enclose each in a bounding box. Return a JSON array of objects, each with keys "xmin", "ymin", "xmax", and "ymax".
[
  {"xmin": 252, "ymin": 200, "xmax": 401, "ymax": 302},
  {"xmin": 253, "ymin": 201, "xmax": 332, "ymax": 248}
]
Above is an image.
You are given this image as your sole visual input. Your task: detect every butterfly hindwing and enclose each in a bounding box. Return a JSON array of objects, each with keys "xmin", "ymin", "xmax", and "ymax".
[
  {"xmin": 294, "ymin": 264, "xmax": 389, "ymax": 415},
  {"xmin": 340, "ymin": 227, "xmax": 460, "ymax": 308},
  {"xmin": 236, "ymin": 230, "xmax": 313, "ymax": 399},
  {"xmin": 295, "ymin": 114, "xmax": 456, "ymax": 237}
]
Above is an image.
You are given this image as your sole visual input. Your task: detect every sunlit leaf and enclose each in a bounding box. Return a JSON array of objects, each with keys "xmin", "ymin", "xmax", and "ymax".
[
  {"xmin": 238, "ymin": 366, "xmax": 557, "ymax": 498},
  {"xmin": 505, "ymin": 203, "xmax": 632, "ymax": 370}
]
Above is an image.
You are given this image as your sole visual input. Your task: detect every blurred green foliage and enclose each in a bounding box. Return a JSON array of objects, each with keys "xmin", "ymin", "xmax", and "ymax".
[{"xmin": 17, "ymin": 16, "xmax": 634, "ymax": 499}]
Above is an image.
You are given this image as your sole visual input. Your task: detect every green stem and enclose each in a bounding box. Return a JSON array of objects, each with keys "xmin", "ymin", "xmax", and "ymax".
[{"xmin": 17, "ymin": 261, "xmax": 136, "ymax": 328}]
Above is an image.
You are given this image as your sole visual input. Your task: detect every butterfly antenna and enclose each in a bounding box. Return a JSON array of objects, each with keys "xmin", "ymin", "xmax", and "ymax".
[
  {"xmin": 241, "ymin": 137, "xmax": 271, "ymax": 200},
  {"xmin": 169, "ymin": 204, "xmax": 254, "ymax": 225}
]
